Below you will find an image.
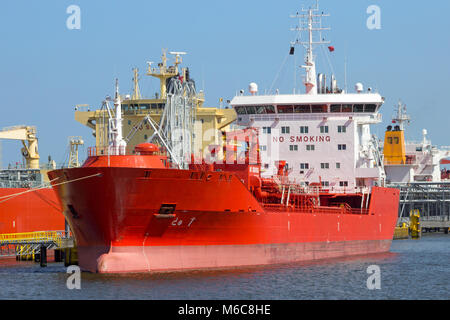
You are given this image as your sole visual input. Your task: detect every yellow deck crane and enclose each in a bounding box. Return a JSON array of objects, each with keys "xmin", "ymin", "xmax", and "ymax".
[{"xmin": 0, "ymin": 126, "xmax": 40, "ymax": 169}]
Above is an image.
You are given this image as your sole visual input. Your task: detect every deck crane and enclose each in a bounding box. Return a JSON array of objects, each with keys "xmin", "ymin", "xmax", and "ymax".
[{"xmin": 0, "ymin": 126, "xmax": 40, "ymax": 169}]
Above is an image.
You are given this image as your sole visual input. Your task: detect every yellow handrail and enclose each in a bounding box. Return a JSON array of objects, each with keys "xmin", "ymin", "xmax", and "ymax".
[{"xmin": 0, "ymin": 231, "xmax": 65, "ymax": 248}]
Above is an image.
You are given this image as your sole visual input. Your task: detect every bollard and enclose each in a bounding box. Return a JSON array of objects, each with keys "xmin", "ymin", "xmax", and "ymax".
[
  {"xmin": 54, "ymin": 249, "xmax": 62, "ymax": 263},
  {"xmin": 40, "ymin": 246, "xmax": 47, "ymax": 267},
  {"xmin": 64, "ymin": 248, "xmax": 70, "ymax": 267}
]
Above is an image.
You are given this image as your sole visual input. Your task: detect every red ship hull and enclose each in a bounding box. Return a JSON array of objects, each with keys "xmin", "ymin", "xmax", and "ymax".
[
  {"xmin": 48, "ymin": 166, "xmax": 399, "ymax": 273},
  {"xmin": 0, "ymin": 188, "xmax": 64, "ymax": 234}
]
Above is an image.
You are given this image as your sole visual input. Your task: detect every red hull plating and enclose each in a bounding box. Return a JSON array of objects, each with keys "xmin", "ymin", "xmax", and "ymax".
[
  {"xmin": 0, "ymin": 188, "xmax": 64, "ymax": 234},
  {"xmin": 48, "ymin": 166, "xmax": 399, "ymax": 273}
]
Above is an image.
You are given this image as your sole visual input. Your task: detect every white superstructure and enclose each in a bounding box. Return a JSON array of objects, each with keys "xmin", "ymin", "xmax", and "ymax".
[
  {"xmin": 384, "ymin": 102, "xmax": 450, "ymax": 183},
  {"xmin": 230, "ymin": 1, "xmax": 386, "ymax": 192}
]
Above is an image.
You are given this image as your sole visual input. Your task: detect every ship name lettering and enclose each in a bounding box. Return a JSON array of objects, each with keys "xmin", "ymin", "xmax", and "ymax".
[
  {"xmin": 188, "ymin": 217, "xmax": 196, "ymax": 227},
  {"xmin": 171, "ymin": 217, "xmax": 182, "ymax": 226}
]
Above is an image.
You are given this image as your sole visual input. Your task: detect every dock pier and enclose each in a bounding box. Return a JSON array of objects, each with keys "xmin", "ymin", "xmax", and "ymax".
[
  {"xmin": 0, "ymin": 231, "xmax": 75, "ymax": 266},
  {"xmin": 390, "ymin": 182, "xmax": 450, "ymax": 238}
]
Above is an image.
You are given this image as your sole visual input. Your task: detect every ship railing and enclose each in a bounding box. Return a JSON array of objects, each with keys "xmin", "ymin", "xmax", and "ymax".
[
  {"xmin": 0, "ymin": 231, "xmax": 72, "ymax": 258},
  {"xmin": 88, "ymin": 146, "xmax": 166, "ymax": 157},
  {"xmin": 310, "ymin": 186, "xmax": 371, "ymax": 195},
  {"xmin": 384, "ymin": 158, "xmax": 418, "ymax": 166},
  {"xmin": 315, "ymin": 206, "xmax": 369, "ymax": 215},
  {"xmin": 263, "ymin": 204, "xmax": 369, "ymax": 215},
  {"xmin": 0, "ymin": 230, "xmax": 69, "ymax": 246},
  {"xmin": 87, "ymin": 146, "xmax": 134, "ymax": 157},
  {"xmin": 246, "ymin": 113, "xmax": 382, "ymax": 123}
]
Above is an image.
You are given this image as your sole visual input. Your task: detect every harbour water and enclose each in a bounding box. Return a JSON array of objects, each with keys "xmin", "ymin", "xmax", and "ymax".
[{"xmin": 0, "ymin": 234, "xmax": 448, "ymax": 300}]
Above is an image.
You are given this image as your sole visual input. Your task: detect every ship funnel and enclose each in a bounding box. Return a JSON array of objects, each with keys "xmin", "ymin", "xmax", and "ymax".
[
  {"xmin": 331, "ymin": 74, "xmax": 337, "ymax": 93},
  {"xmin": 318, "ymin": 74, "xmax": 324, "ymax": 94}
]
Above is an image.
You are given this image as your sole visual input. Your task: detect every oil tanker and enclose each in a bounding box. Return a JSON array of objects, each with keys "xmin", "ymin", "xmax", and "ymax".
[
  {"xmin": 48, "ymin": 3, "xmax": 400, "ymax": 273},
  {"xmin": 0, "ymin": 126, "xmax": 64, "ymax": 235},
  {"xmin": 48, "ymin": 135, "xmax": 399, "ymax": 273}
]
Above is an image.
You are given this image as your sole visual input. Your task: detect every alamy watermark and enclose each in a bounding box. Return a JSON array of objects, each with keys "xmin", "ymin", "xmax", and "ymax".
[
  {"xmin": 367, "ymin": 5, "xmax": 381, "ymax": 30},
  {"xmin": 366, "ymin": 265, "xmax": 381, "ymax": 290},
  {"xmin": 66, "ymin": 5, "xmax": 81, "ymax": 30},
  {"xmin": 66, "ymin": 265, "xmax": 81, "ymax": 290}
]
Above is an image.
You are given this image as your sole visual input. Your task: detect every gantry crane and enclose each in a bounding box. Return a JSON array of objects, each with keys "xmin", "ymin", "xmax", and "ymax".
[{"xmin": 0, "ymin": 126, "xmax": 40, "ymax": 169}]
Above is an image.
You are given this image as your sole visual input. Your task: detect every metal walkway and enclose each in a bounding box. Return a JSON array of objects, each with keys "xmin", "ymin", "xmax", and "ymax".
[
  {"xmin": 389, "ymin": 182, "xmax": 450, "ymax": 231},
  {"xmin": 0, "ymin": 231, "xmax": 71, "ymax": 257}
]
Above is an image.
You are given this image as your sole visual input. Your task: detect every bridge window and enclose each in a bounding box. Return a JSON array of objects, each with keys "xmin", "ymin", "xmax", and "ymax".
[
  {"xmin": 338, "ymin": 125, "xmax": 346, "ymax": 133},
  {"xmin": 338, "ymin": 144, "xmax": 347, "ymax": 151},
  {"xmin": 306, "ymin": 145, "xmax": 315, "ymax": 151},
  {"xmin": 342, "ymin": 104, "xmax": 352, "ymax": 112},
  {"xmin": 235, "ymin": 106, "xmax": 247, "ymax": 115},
  {"xmin": 331, "ymin": 104, "xmax": 378, "ymax": 113},
  {"xmin": 340, "ymin": 181, "xmax": 349, "ymax": 187},
  {"xmin": 336, "ymin": 163, "xmax": 341, "ymax": 169},
  {"xmin": 255, "ymin": 106, "xmax": 266, "ymax": 114},
  {"xmin": 246, "ymin": 106, "xmax": 256, "ymax": 114},
  {"xmin": 278, "ymin": 105, "xmax": 294, "ymax": 114},
  {"xmin": 330, "ymin": 105, "xmax": 341, "ymax": 113},
  {"xmin": 265, "ymin": 105, "xmax": 276, "ymax": 114},
  {"xmin": 294, "ymin": 105, "xmax": 311, "ymax": 113},
  {"xmin": 354, "ymin": 104, "xmax": 364, "ymax": 113},
  {"xmin": 289, "ymin": 145, "xmax": 298, "ymax": 151},
  {"xmin": 311, "ymin": 105, "xmax": 328, "ymax": 113},
  {"xmin": 253, "ymin": 105, "xmax": 276, "ymax": 114},
  {"xmin": 300, "ymin": 163, "xmax": 309, "ymax": 170},
  {"xmin": 365, "ymin": 104, "xmax": 377, "ymax": 112}
]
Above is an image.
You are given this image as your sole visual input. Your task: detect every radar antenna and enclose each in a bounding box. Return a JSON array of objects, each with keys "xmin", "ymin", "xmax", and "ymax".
[
  {"xmin": 290, "ymin": 0, "xmax": 330, "ymax": 94},
  {"xmin": 392, "ymin": 100, "xmax": 411, "ymax": 131}
]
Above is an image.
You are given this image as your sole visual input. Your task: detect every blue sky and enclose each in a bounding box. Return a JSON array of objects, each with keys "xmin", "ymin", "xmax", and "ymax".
[{"xmin": 0, "ymin": 0, "xmax": 449, "ymax": 167}]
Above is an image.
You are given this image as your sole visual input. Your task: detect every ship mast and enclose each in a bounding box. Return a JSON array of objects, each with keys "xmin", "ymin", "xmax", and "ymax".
[
  {"xmin": 132, "ymin": 68, "xmax": 142, "ymax": 100},
  {"xmin": 392, "ymin": 100, "xmax": 411, "ymax": 131},
  {"xmin": 146, "ymin": 49, "xmax": 186, "ymax": 100},
  {"xmin": 108, "ymin": 79, "xmax": 127, "ymax": 155},
  {"xmin": 291, "ymin": 0, "xmax": 330, "ymax": 95}
]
